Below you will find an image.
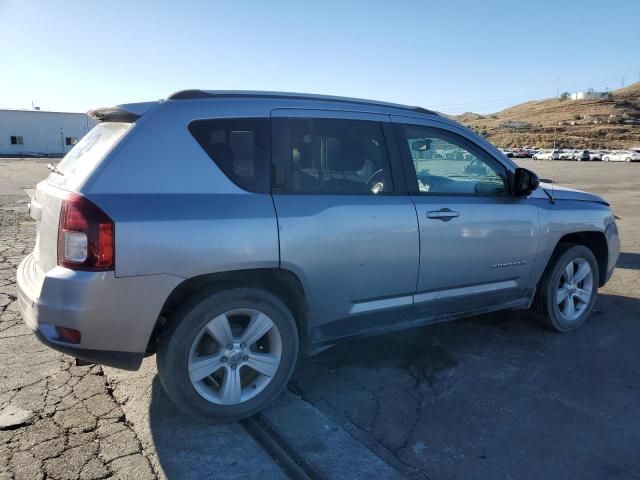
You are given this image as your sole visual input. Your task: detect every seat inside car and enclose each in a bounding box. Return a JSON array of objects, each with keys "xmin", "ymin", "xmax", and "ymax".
[
  {"xmin": 208, "ymin": 142, "xmax": 235, "ymax": 174},
  {"xmin": 292, "ymin": 141, "xmax": 321, "ymax": 192},
  {"xmin": 324, "ymin": 137, "xmax": 370, "ymax": 193}
]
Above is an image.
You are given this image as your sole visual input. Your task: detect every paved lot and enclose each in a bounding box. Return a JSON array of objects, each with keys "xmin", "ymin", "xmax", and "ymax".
[
  {"xmin": 1, "ymin": 158, "xmax": 639, "ymax": 479},
  {"xmin": 0, "ymin": 193, "xmax": 156, "ymax": 479}
]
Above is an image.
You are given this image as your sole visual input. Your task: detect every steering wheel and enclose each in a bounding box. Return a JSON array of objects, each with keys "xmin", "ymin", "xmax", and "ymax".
[{"xmin": 366, "ymin": 169, "xmax": 385, "ymax": 192}]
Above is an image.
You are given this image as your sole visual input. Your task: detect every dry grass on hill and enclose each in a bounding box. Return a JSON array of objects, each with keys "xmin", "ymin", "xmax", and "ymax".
[{"xmin": 453, "ymin": 82, "xmax": 640, "ymax": 148}]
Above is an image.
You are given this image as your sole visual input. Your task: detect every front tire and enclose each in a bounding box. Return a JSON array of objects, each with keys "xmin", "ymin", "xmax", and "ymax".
[
  {"xmin": 534, "ymin": 244, "xmax": 599, "ymax": 332},
  {"xmin": 157, "ymin": 288, "xmax": 299, "ymax": 422}
]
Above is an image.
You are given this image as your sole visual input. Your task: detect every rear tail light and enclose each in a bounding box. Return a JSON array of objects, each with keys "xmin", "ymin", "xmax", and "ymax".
[
  {"xmin": 57, "ymin": 194, "xmax": 114, "ymax": 271},
  {"xmin": 55, "ymin": 326, "xmax": 82, "ymax": 344}
]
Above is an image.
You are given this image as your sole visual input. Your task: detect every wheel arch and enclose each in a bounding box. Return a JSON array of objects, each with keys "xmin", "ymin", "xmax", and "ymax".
[
  {"xmin": 147, "ymin": 268, "xmax": 311, "ymax": 356},
  {"xmin": 548, "ymin": 231, "xmax": 608, "ymax": 286}
]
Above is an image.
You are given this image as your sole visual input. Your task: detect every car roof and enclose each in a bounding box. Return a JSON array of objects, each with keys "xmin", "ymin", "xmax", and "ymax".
[{"xmin": 167, "ymin": 89, "xmax": 439, "ymax": 116}]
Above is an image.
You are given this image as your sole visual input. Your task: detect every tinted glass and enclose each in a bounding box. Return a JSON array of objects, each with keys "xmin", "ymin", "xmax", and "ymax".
[
  {"xmin": 189, "ymin": 118, "xmax": 270, "ymax": 192},
  {"xmin": 272, "ymin": 118, "xmax": 393, "ymax": 194},
  {"xmin": 49, "ymin": 123, "xmax": 131, "ymax": 190},
  {"xmin": 399, "ymin": 124, "xmax": 507, "ymax": 195}
]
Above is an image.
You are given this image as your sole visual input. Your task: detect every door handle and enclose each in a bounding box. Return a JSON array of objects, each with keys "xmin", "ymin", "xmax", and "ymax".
[{"xmin": 426, "ymin": 208, "xmax": 459, "ymax": 221}]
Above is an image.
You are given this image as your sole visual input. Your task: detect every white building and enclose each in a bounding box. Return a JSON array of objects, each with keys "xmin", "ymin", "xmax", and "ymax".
[
  {"xmin": 0, "ymin": 109, "xmax": 97, "ymax": 156},
  {"xmin": 570, "ymin": 91, "xmax": 610, "ymax": 101}
]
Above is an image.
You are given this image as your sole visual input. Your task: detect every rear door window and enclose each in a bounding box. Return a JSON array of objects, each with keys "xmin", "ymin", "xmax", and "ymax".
[
  {"xmin": 189, "ymin": 118, "xmax": 270, "ymax": 193},
  {"xmin": 272, "ymin": 117, "xmax": 393, "ymax": 195}
]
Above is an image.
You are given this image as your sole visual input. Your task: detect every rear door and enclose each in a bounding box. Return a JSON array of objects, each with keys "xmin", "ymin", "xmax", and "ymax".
[
  {"xmin": 270, "ymin": 109, "xmax": 420, "ymax": 341},
  {"xmin": 391, "ymin": 116, "xmax": 539, "ymax": 315}
]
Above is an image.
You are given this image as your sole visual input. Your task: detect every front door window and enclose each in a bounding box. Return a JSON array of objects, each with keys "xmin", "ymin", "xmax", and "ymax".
[{"xmin": 400, "ymin": 124, "xmax": 508, "ymax": 196}]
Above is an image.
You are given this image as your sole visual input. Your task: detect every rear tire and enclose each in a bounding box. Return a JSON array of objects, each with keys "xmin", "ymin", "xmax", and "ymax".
[
  {"xmin": 534, "ymin": 244, "xmax": 599, "ymax": 332},
  {"xmin": 156, "ymin": 288, "xmax": 299, "ymax": 422}
]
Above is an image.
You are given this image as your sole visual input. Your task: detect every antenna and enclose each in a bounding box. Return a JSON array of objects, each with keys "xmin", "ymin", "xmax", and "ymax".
[{"xmin": 550, "ymin": 78, "xmax": 560, "ymax": 201}]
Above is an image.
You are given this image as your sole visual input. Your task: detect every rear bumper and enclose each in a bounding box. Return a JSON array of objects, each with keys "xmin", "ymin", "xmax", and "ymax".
[
  {"xmin": 17, "ymin": 253, "xmax": 183, "ymax": 370},
  {"xmin": 604, "ymin": 222, "xmax": 620, "ymax": 284},
  {"xmin": 33, "ymin": 328, "xmax": 144, "ymax": 371}
]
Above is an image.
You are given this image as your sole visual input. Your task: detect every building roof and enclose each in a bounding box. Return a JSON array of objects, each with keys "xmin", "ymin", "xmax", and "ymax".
[{"xmin": 0, "ymin": 108, "xmax": 89, "ymax": 116}]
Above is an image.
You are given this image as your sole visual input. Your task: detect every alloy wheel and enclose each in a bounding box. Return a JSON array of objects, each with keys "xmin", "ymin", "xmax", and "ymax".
[
  {"xmin": 188, "ymin": 309, "xmax": 282, "ymax": 405},
  {"xmin": 555, "ymin": 257, "xmax": 594, "ymax": 322}
]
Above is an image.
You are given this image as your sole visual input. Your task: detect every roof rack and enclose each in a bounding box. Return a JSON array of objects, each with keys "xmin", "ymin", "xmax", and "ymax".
[{"xmin": 168, "ymin": 89, "xmax": 438, "ymax": 116}]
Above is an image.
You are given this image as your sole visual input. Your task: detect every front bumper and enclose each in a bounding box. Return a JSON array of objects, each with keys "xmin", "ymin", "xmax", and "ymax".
[
  {"xmin": 604, "ymin": 221, "xmax": 620, "ymax": 284},
  {"xmin": 17, "ymin": 253, "xmax": 183, "ymax": 370}
]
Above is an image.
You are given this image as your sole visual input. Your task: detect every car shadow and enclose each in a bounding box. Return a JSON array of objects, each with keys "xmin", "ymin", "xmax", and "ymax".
[
  {"xmin": 147, "ymin": 375, "xmax": 289, "ymax": 479},
  {"xmin": 617, "ymin": 252, "xmax": 640, "ymax": 270},
  {"xmin": 147, "ymin": 292, "xmax": 640, "ymax": 478}
]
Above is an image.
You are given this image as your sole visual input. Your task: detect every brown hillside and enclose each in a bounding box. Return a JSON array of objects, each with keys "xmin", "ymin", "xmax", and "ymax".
[{"xmin": 454, "ymin": 82, "xmax": 640, "ymax": 148}]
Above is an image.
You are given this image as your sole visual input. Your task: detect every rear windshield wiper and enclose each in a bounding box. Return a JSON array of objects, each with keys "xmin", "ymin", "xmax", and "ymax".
[{"xmin": 47, "ymin": 163, "xmax": 64, "ymax": 176}]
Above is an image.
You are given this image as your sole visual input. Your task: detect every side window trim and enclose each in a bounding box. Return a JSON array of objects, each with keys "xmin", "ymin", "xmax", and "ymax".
[{"xmin": 390, "ymin": 118, "xmax": 512, "ymax": 197}]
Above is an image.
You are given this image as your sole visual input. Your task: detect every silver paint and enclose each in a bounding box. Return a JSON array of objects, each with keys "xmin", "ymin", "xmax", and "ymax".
[{"xmin": 15, "ymin": 91, "xmax": 621, "ymax": 367}]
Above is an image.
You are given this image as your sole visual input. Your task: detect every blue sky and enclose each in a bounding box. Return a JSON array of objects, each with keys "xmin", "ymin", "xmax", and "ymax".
[{"xmin": 1, "ymin": 0, "xmax": 638, "ymax": 114}]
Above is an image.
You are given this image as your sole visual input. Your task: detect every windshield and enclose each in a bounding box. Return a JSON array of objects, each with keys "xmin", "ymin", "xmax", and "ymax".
[{"xmin": 48, "ymin": 122, "xmax": 132, "ymax": 190}]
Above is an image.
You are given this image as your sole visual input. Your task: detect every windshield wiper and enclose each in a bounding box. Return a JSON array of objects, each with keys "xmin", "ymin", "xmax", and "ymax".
[{"xmin": 47, "ymin": 163, "xmax": 64, "ymax": 176}]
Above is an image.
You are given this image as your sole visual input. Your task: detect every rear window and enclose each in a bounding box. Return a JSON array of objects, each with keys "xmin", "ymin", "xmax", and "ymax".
[
  {"xmin": 49, "ymin": 123, "xmax": 131, "ymax": 190},
  {"xmin": 188, "ymin": 118, "xmax": 270, "ymax": 193}
]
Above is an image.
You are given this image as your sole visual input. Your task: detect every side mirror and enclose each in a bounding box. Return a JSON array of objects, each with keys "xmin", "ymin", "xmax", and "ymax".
[
  {"xmin": 412, "ymin": 139, "xmax": 431, "ymax": 151},
  {"xmin": 513, "ymin": 168, "xmax": 539, "ymax": 196}
]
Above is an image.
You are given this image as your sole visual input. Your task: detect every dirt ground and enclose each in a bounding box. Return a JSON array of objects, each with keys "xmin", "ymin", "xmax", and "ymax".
[{"xmin": 1, "ymin": 158, "xmax": 639, "ymax": 479}]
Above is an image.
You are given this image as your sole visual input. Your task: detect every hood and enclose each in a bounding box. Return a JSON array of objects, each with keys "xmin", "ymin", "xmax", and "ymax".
[{"xmin": 530, "ymin": 182, "xmax": 609, "ymax": 205}]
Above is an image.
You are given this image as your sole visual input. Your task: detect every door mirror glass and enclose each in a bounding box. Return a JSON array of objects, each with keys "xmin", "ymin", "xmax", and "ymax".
[
  {"xmin": 513, "ymin": 168, "xmax": 539, "ymax": 196},
  {"xmin": 411, "ymin": 139, "xmax": 431, "ymax": 151}
]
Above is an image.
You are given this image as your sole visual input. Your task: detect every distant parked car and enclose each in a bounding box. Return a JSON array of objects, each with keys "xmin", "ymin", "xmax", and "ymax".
[
  {"xmin": 533, "ymin": 149, "xmax": 560, "ymax": 161},
  {"xmin": 603, "ymin": 150, "xmax": 640, "ymax": 162},
  {"xmin": 511, "ymin": 148, "xmax": 529, "ymax": 158},
  {"xmin": 499, "ymin": 148, "xmax": 514, "ymax": 158},
  {"xmin": 559, "ymin": 149, "xmax": 575, "ymax": 160},
  {"xmin": 589, "ymin": 150, "xmax": 607, "ymax": 161},
  {"xmin": 575, "ymin": 150, "xmax": 590, "ymax": 161}
]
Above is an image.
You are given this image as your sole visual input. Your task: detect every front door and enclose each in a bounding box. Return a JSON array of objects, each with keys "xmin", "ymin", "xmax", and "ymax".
[
  {"xmin": 392, "ymin": 117, "xmax": 539, "ymax": 315},
  {"xmin": 271, "ymin": 110, "xmax": 419, "ymax": 341}
]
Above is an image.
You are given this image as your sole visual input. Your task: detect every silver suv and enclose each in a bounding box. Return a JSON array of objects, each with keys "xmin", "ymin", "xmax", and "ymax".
[{"xmin": 17, "ymin": 91, "xmax": 620, "ymax": 422}]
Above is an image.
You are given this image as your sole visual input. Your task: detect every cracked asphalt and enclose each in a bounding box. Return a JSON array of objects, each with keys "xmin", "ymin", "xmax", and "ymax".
[
  {"xmin": 1, "ymin": 158, "xmax": 639, "ymax": 479},
  {"xmin": 289, "ymin": 160, "xmax": 640, "ymax": 480},
  {"xmin": 0, "ymin": 195, "xmax": 155, "ymax": 480}
]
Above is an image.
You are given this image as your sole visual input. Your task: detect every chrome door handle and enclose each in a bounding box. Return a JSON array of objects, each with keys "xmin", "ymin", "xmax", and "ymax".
[{"xmin": 426, "ymin": 208, "xmax": 459, "ymax": 221}]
